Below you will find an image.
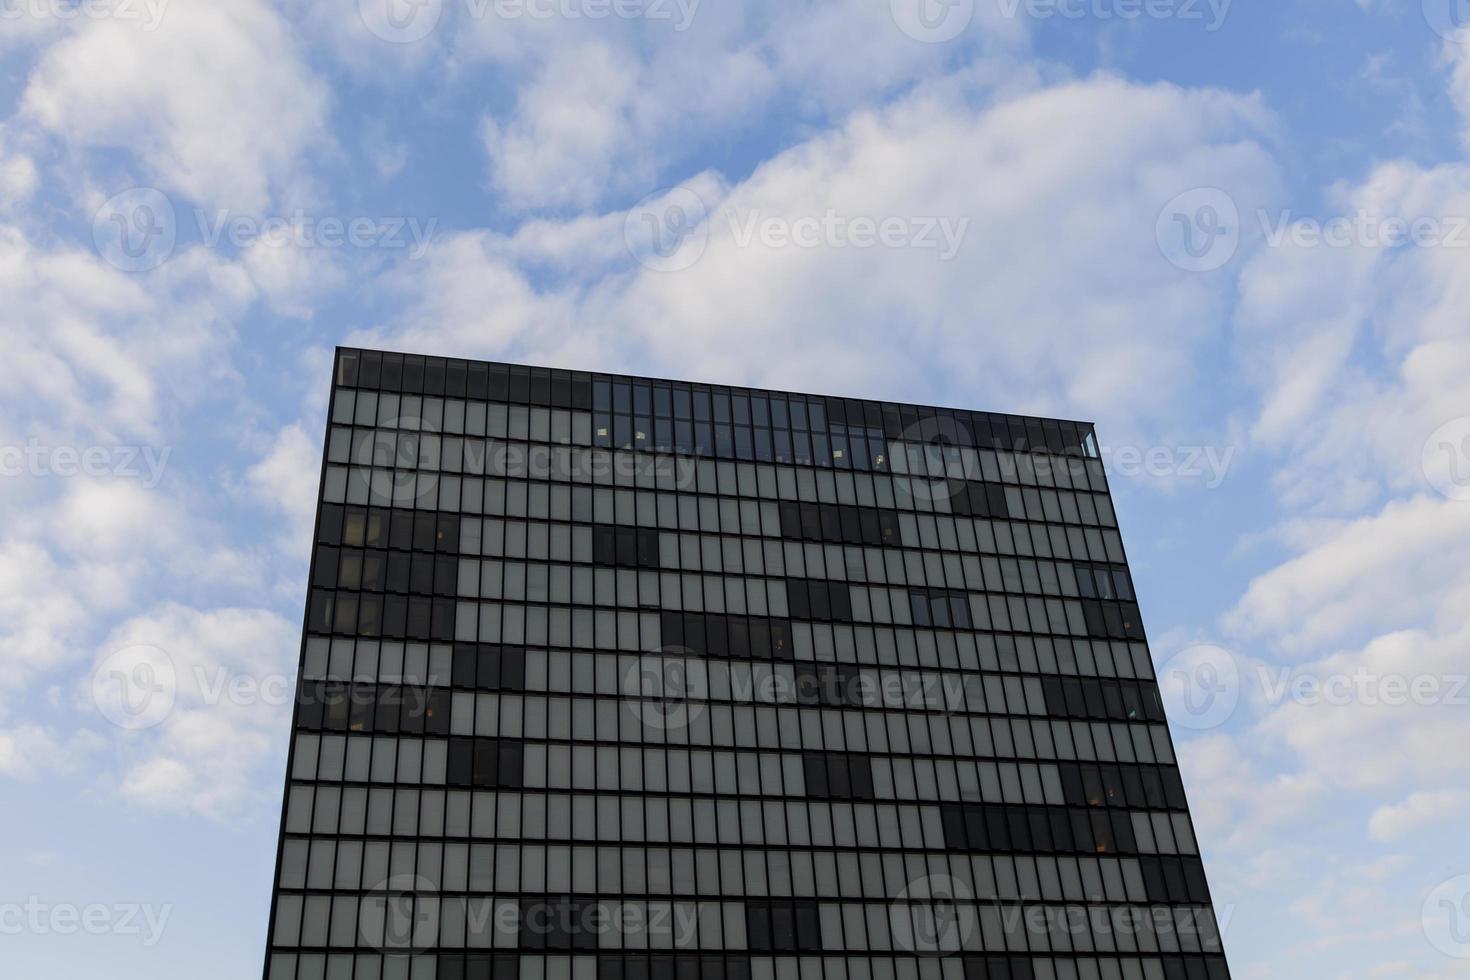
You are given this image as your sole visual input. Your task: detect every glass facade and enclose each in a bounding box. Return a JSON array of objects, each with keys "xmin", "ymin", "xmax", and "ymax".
[{"xmin": 263, "ymin": 348, "xmax": 1231, "ymax": 980}]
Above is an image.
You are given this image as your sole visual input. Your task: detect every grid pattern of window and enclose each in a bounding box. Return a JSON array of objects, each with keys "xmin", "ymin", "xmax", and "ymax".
[{"xmin": 264, "ymin": 350, "xmax": 1230, "ymax": 980}]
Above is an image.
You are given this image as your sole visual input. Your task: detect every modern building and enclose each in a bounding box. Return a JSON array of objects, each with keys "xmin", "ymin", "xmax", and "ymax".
[{"xmin": 263, "ymin": 348, "xmax": 1231, "ymax": 980}]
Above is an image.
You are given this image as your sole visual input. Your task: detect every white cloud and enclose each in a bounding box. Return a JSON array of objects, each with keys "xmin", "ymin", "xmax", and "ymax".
[
  {"xmin": 362, "ymin": 72, "xmax": 1280, "ymax": 443},
  {"xmin": 0, "ymin": 8, "xmax": 1464, "ymax": 979},
  {"xmin": 352, "ymin": 228, "xmax": 592, "ymax": 363},
  {"xmin": 482, "ymin": 40, "xmax": 646, "ymax": 211},
  {"xmin": 52, "ymin": 479, "xmax": 172, "ymax": 556},
  {"xmin": 1369, "ymin": 789, "xmax": 1470, "ymax": 841},
  {"xmin": 361, "ymin": 120, "xmax": 409, "ymax": 181},
  {"xmin": 21, "ymin": 0, "xmax": 329, "ymax": 212},
  {"xmin": 457, "ymin": 1, "xmax": 1029, "ymax": 210},
  {"xmin": 0, "ymin": 471, "xmax": 285, "ymax": 722},
  {"xmin": 94, "ymin": 603, "xmax": 299, "ymax": 820},
  {"xmin": 1234, "ymin": 151, "xmax": 1470, "ymax": 513},
  {"xmin": 1228, "ymin": 496, "xmax": 1470, "ymax": 652},
  {"xmin": 247, "ymin": 423, "xmax": 323, "ymax": 546},
  {"xmin": 238, "ymin": 236, "xmax": 347, "ymax": 319},
  {"xmin": 120, "ymin": 755, "xmax": 194, "ymax": 801},
  {"xmin": 1200, "ymin": 56, "xmax": 1470, "ymax": 976},
  {"xmin": 1254, "ymin": 624, "xmax": 1470, "ymax": 791},
  {"xmin": 0, "ymin": 4, "xmax": 67, "ymax": 51},
  {"xmin": 1174, "ymin": 733, "xmax": 1325, "ymax": 852},
  {"xmin": 0, "ymin": 223, "xmax": 255, "ymax": 443},
  {"xmin": 0, "ymin": 227, "xmax": 162, "ymax": 441},
  {"xmin": 1270, "ymin": 855, "xmax": 1428, "ymax": 969},
  {"xmin": 0, "ymin": 128, "xmax": 39, "ymax": 209},
  {"xmin": 0, "ymin": 724, "xmax": 98, "ymax": 779},
  {"xmin": 0, "ymin": 540, "xmax": 93, "ymax": 709},
  {"xmin": 1214, "ymin": 495, "xmax": 1470, "ymax": 833}
]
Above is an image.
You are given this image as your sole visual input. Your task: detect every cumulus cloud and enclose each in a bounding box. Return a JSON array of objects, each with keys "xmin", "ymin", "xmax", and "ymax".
[
  {"xmin": 1234, "ymin": 55, "xmax": 1470, "ymax": 513},
  {"xmin": 1369, "ymin": 789, "xmax": 1470, "ymax": 841},
  {"xmin": 0, "ymin": 128, "xmax": 39, "ymax": 209},
  {"xmin": 0, "ymin": 223, "xmax": 255, "ymax": 443},
  {"xmin": 456, "ymin": 0, "xmax": 1029, "ymax": 210},
  {"xmin": 93, "ymin": 604, "xmax": 299, "ymax": 820},
  {"xmin": 0, "ymin": 540, "xmax": 90, "ymax": 707},
  {"xmin": 248, "ymin": 423, "xmax": 323, "ymax": 547},
  {"xmin": 1255, "ymin": 624, "xmax": 1470, "ymax": 791},
  {"xmin": 482, "ymin": 40, "xmax": 647, "ymax": 211},
  {"xmin": 1178, "ymin": 733, "xmax": 1325, "ymax": 849},
  {"xmin": 1228, "ymin": 496, "xmax": 1470, "ymax": 653},
  {"xmin": 0, "ymin": 5, "xmax": 1466, "ymax": 978},
  {"xmin": 0, "ymin": 724, "xmax": 100, "ymax": 779},
  {"xmin": 361, "ymin": 72, "xmax": 1280, "ymax": 446},
  {"xmin": 21, "ymin": 0, "xmax": 329, "ymax": 212}
]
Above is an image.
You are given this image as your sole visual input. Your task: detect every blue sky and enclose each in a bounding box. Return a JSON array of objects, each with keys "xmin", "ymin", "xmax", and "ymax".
[{"xmin": 2, "ymin": 1, "xmax": 1470, "ymax": 977}]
